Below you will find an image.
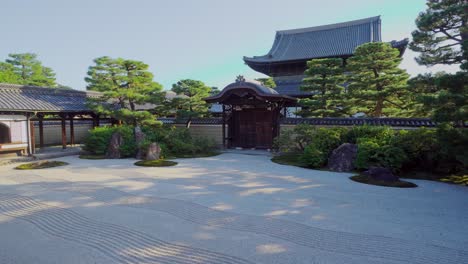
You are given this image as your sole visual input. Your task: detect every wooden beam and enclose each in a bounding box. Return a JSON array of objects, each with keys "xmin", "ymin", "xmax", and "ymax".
[
  {"xmin": 69, "ymin": 114, "xmax": 75, "ymax": 146},
  {"xmin": 60, "ymin": 115, "xmax": 67, "ymax": 149},
  {"xmin": 30, "ymin": 119, "xmax": 35, "ymax": 154},
  {"xmin": 38, "ymin": 114, "xmax": 44, "ymax": 149},
  {"xmin": 222, "ymin": 105, "xmax": 226, "ymax": 148}
]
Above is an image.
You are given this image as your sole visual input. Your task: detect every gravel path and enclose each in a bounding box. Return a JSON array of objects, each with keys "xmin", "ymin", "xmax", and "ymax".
[{"xmin": 0, "ymin": 153, "xmax": 467, "ymax": 263}]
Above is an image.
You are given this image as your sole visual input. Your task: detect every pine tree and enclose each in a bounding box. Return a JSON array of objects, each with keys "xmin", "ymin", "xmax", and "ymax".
[
  {"xmin": 0, "ymin": 62, "xmax": 20, "ymax": 84},
  {"xmin": 5, "ymin": 53, "xmax": 56, "ymax": 86},
  {"xmin": 346, "ymin": 42, "xmax": 410, "ymax": 117},
  {"xmin": 419, "ymin": 71, "xmax": 467, "ymax": 124},
  {"xmin": 298, "ymin": 58, "xmax": 347, "ymax": 117},
  {"xmin": 409, "ymin": 0, "xmax": 468, "ymax": 69},
  {"xmin": 171, "ymin": 79, "xmax": 211, "ymax": 127},
  {"xmin": 85, "ymin": 56, "xmax": 163, "ymax": 126},
  {"xmin": 255, "ymin": 77, "xmax": 276, "ymax": 88}
]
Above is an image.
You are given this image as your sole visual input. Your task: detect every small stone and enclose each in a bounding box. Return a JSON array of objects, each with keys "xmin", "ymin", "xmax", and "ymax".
[
  {"xmin": 364, "ymin": 166, "xmax": 399, "ymax": 182},
  {"xmin": 106, "ymin": 132, "xmax": 123, "ymax": 159},
  {"xmin": 328, "ymin": 143, "xmax": 358, "ymax": 172},
  {"xmin": 145, "ymin": 142, "xmax": 161, "ymax": 161}
]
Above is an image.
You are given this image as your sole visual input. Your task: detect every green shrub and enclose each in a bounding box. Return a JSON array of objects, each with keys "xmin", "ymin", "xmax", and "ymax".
[
  {"xmin": 272, "ymin": 129, "xmax": 296, "ymax": 152},
  {"xmin": 82, "ymin": 126, "xmax": 116, "ymax": 155},
  {"xmin": 435, "ymin": 124, "xmax": 468, "ymax": 173},
  {"xmin": 299, "ymin": 127, "xmax": 343, "ymax": 168},
  {"xmin": 355, "ymin": 138, "xmax": 407, "ymax": 171},
  {"xmin": 300, "ymin": 144, "xmax": 326, "ymax": 168},
  {"xmin": 84, "ymin": 124, "xmax": 217, "ymax": 159},
  {"xmin": 344, "ymin": 125, "xmax": 394, "ymax": 144}
]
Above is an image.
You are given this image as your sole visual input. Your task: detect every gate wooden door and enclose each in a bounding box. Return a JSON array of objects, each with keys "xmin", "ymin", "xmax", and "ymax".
[{"xmin": 233, "ymin": 109, "xmax": 273, "ymax": 149}]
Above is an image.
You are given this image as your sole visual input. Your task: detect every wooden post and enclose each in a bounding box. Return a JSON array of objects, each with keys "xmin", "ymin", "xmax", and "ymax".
[
  {"xmin": 69, "ymin": 114, "xmax": 75, "ymax": 146},
  {"xmin": 60, "ymin": 114, "xmax": 67, "ymax": 149},
  {"xmin": 30, "ymin": 119, "xmax": 35, "ymax": 154},
  {"xmin": 222, "ymin": 105, "xmax": 226, "ymax": 148},
  {"xmin": 38, "ymin": 114, "xmax": 44, "ymax": 149}
]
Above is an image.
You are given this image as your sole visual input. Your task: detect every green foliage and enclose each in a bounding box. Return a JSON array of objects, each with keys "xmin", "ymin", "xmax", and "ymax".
[
  {"xmin": 0, "ymin": 53, "xmax": 56, "ymax": 86},
  {"xmin": 85, "ymin": 56, "xmax": 164, "ymax": 126},
  {"xmin": 355, "ymin": 137, "xmax": 408, "ymax": 170},
  {"xmin": 83, "ymin": 125, "xmax": 217, "ymax": 158},
  {"xmin": 255, "ymin": 78, "xmax": 276, "ymax": 88},
  {"xmin": 350, "ymin": 175, "xmax": 417, "ymax": 188},
  {"xmin": 440, "ymin": 175, "xmax": 468, "ymax": 186},
  {"xmin": 15, "ymin": 161, "xmax": 68, "ymax": 170},
  {"xmin": 346, "ymin": 42, "xmax": 410, "ymax": 117},
  {"xmin": 406, "ymin": 73, "xmax": 446, "ymax": 117},
  {"xmin": 299, "ymin": 58, "xmax": 347, "ymax": 117},
  {"xmin": 435, "ymin": 124, "xmax": 468, "ymax": 172},
  {"xmin": 0, "ymin": 62, "xmax": 20, "ymax": 84},
  {"xmin": 169, "ymin": 79, "xmax": 212, "ymax": 126},
  {"xmin": 409, "ymin": 0, "xmax": 468, "ymax": 68},
  {"xmin": 272, "ymin": 124, "xmax": 319, "ymax": 152},
  {"xmin": 299, "ymin": 127, "xmax": 344, "ymax": 168},
  {"xmin": 134, "ymin": 160, "xmax": 178, "ymax": 167},
  {"xmin": 343, "ymin": 125, "xmax": 394, "ymax": 144},
  {"xmin": 418, "ymin": 71, "xmax": 467, "ymax": 123}
]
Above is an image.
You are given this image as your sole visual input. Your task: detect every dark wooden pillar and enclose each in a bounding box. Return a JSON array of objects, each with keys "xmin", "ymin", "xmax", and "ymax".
[
  {"xmin": 222, "ymin": 105, "xmax": 226, "ymax": 148},
  {"xmin": 30, "ymin": 119, "xmax": 35, "ymax": 154},
  {"xmin": 92, "ymin": 113, "xmax": 100, "ymax": 128},
  {"xmin": 60, "ymin": 114, "xmax": 67, "ymax": 149},
  {"xmin": 38, "ymin": 114, "xmax": 44, "ymax": 149},
  {"xmin": 69, "ymin": 114, "xmax": 75, "ymax": 146}
]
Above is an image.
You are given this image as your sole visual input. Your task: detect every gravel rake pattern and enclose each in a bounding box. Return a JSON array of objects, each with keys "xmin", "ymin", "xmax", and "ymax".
[
  {"xmin": 0, "ymin": 193, "xmax": 254, "ymax": 264},
  {"xmin": 8, "ymin": 175, "xmax": 468, "ymax": 264}
]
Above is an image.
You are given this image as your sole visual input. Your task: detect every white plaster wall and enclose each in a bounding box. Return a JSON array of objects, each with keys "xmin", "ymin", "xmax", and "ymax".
[{"xmin": 0, "ymin": 114, "xmax": 28, "ymax": 143}]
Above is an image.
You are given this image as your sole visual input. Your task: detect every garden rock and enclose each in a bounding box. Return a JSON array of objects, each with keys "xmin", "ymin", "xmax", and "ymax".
[
  {"xmin": 145, "ymin": 142, "xmax": 161, "ymax": 161},
  {"xmin": 328, "ymin": 143, "xmax": 358, "ymax": 172},
  {"xmin": 364, "ymin": 166, "xmax": 399, "ymax": 182},
  {"xmin": 106, "ymin": 132, "xmax": 123, "ymax": 159},
  {"xmin": 134, "ymin": 126, "xmax": 146, "ymax": 159}
]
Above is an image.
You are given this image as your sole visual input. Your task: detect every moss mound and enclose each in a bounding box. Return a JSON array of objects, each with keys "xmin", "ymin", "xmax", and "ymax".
[
  {"xmin": 172, "ymin": 152, "xmax": 220, "ymax": 159},
  {"xmin": 15, "ymin": 161, "xmax": 68, "ymax": 170},
  {"xmin": 134, "ymin": 160, "xmax": 178, "ymax": 167},
  {"xmin": 271, "ymin": 153, "xmax": 308, "ymax": 168},
  {"xmin": 350, "ymin": 175, "xmax": 417, "ymax": 188},
  {"xmin": 78, "ymin": 154, "xmax": 106, "ymax": 159}
]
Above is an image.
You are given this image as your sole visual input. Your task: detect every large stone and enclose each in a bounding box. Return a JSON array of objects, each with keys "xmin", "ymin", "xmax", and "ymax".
[
  {"xmin": 134, "ymin": 126, "xmax": 146, "ymax": 159},
  {"xmin": 106, "ymin": 132, "xmax": 123, "ymax": 159},
  {"xmin": 364, "ymin": 166, "xmax": 399, "ymax": 182},
  {"xmin": 327, "ymin": 143, "xmax": 358, "ymax": 172},
  {"xmin": 145, "ymin": 142, "xmax": 161, "ymax": 161}
]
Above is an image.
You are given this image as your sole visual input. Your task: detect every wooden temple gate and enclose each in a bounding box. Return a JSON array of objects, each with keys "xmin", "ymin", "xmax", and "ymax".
[{"xmin": 206, "ymin": 78, "xmax": 296, "ymax": 149}]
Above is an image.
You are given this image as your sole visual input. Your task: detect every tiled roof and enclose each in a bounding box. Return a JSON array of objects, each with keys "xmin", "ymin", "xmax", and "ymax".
[
  {"xmin": 280, "ymin": 118, "xmax": 449, "ymax": 127},
  {"xmin": 0, "ymin": 83, "xmax": 99, "ymax": 113},
  {"xmin": 158, "ymin": 118, "xmax": 222, "ymax": 125},
  {"xmin": 244, "ymin": 16, "xmax": 382, "ymax": 63},
  {"xmin": 273, "ymin": 76, "xmax": 310, "ymax": 97},
  {"xmin": 157, "ymin": 117, "xmax": 465, "ymax": 128}
]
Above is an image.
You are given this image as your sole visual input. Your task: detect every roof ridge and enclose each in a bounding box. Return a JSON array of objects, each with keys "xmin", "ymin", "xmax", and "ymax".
[
  {"xmin": 0, "ymin": 82, "xmax": 100, "ymax": 96},
  {"xmin": 277, "ymin": 16, "xmax": 380, "ymax": 35}
]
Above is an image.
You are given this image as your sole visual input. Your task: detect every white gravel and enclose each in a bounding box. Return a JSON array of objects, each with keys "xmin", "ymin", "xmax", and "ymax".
[{"xmin": 0, "ymin": 153, "xmax": 467, "ymax": 264}]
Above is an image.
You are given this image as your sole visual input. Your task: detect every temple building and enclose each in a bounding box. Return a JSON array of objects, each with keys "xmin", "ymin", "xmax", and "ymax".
[
  {"xmin": 206, "ymin": 16, "xmax": 409, "ymax": 149},
  {"xmin": 243, "ymin": 16, "xmax": 408, "ymax": 98}
]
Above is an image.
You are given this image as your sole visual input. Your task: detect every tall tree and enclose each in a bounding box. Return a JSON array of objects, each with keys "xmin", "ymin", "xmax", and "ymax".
[
  {"xmin": 418, "ymin": 71, "xmax": 467, "ymax": 124},
  {"xmin": 298, "ymin": 58, "xmax": 347, "ymax": 117},
  {"xmin": 85, "ymin": 56, "xmax": 163, "ymax": 126},
  {"xmin": 346, "ymin": 42, "xmax": 410, "ymax": 117},
  {"xmin": 5, "ymin": 53, "xmax": 56, "ymax": 86},
  {"xmin": 255, "ymin": 77, "xmax": 276, "ymax": 88},
  {"xmin": 171, "ymin": 79, "xmax": 211, "ymax": 127},
  {"xmin": 409, "ymin": 0, "xmax": 468, "ymax": 69},
  {"xmin": 0, "ymin": 62, "xmax": 20, "ymax": 84}
]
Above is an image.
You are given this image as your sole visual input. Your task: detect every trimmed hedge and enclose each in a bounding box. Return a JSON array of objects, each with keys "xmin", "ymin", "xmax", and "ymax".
[
  {"xmin": 273, "ymin": 124, "xmax": 467, "ymax": 183},
  {"xmin": 83, "ymin": 124, "xmax": 217, "ymax": 159}
]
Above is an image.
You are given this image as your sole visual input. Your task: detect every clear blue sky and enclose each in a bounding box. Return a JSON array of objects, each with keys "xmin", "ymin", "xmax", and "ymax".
[{"xmin": 1, "ymin": 0, "xmax": 458, "ymax": 90}]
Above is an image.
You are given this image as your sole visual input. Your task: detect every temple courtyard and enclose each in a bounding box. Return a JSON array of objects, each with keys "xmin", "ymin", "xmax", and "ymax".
[{"xmin": 0, "ymin": 153, "xmax": 467, "ymax": 264}]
